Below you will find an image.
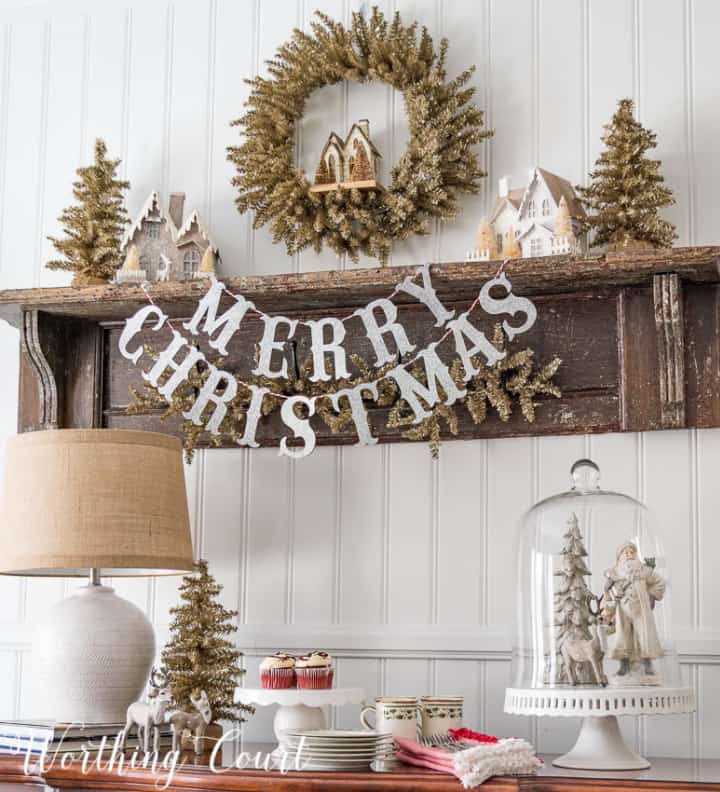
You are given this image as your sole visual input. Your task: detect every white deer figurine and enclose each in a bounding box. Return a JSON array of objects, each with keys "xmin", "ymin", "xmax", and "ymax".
[
  {"xmin": 560, "ymin": 595, "xmax": 609, "ymax": 687},
  {"xmin": 121, "ymin": 667, "xmax": 172, "ymax": 753},
  {"xmin": 167, "ymin": 690, "xmax": 212, "ymax": 754},
  {"xmin": 156, "ymin": 254, "xmax": 172, "ymax": 282}
]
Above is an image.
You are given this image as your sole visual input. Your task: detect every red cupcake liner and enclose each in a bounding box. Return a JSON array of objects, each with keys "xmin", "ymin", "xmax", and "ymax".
[
  {"xmin": 261, "ymin": 667, "xmax": 296, "ymax": 689},
  {"xmin": 296, "ymin": 666, "xmax": 333, "ymax": 689}
]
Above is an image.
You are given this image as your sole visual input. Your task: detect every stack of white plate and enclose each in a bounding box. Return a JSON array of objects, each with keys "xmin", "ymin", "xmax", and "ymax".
[{"xmin": 278, "ymin": 729, "xmax": 395, "ymax": 772}]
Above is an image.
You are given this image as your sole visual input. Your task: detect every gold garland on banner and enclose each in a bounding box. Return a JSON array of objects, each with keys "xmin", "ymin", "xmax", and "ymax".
[
  {"xmin": 124, "ymin": 263, "xmax": 562, "ymax": 461},
  {"xmin": 226, "ymin": 7, "xmax": 492, "ymax": 264}
]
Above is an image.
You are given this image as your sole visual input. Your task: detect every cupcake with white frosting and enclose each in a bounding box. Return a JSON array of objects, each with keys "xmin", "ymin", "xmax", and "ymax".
[
  {"xmin": 295, "ymin": 651, "xmax": 333, "ymax": 689},
  {"xmin": 260, "ymin": 652, "xmax": 296, "ymax": 689}
]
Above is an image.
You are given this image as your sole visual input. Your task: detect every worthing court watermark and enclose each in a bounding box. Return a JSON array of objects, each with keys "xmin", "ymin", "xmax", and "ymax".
[{"xmin": 9, "ymin": 726, "xmax": 308, "ymax": 789}]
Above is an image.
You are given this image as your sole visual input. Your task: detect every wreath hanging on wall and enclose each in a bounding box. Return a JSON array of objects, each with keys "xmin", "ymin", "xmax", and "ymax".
[{"xmin": 227, "ymin": 7, "xmax": 493, "ymax": 264}]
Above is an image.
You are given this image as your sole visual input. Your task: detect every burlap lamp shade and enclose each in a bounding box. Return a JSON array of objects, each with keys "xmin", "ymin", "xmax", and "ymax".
[
  {"xmin": 0, "ymin": 428, "xmax": 193, "ymax": 575},
  {"xmin": 0, "ymin": 429, "xmax": 195, "ymax": 724}
]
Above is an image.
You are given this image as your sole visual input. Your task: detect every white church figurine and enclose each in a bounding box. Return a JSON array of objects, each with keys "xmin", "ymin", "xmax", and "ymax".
[{"xmin": 467, "ymin": 167, "xmax": 587, "ymax": 261}]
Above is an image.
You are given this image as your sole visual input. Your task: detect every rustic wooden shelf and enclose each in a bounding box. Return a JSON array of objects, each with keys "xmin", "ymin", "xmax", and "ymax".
[
  {"xmin": 1, "ymin": 246, "xmax": 718, "ymax": 446},
  {"xmin": 0, "ymin": 247, "xmax": 718, "ymax": 326}
]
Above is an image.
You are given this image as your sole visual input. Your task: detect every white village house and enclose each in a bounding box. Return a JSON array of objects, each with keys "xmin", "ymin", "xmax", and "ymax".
[
  {"xmin": 468, "ymin": 167, "xmax": 587, "ymax": 261},
  {"xmin": 116, "ymin": 191, "xmax": 219, "ymax": 283}
]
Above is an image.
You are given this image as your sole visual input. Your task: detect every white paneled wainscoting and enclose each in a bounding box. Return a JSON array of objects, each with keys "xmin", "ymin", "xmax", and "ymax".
[
  {"xmin": 2, "ymin": 431, "xmax": 720, "ymax": 757},
  {"xmin": 0, "ymin": 0, "xmax": 719, "ymax": 760}
]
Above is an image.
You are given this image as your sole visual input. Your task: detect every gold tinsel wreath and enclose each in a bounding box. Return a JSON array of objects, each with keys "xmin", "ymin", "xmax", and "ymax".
[{"xmin": 227, "ymin": 7, "xmax": 493, "ymax": 264}]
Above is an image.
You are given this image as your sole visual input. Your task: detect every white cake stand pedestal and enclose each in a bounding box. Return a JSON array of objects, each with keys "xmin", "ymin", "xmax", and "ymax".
[
  {"xmin": 235, "ymin": 687, "xmax": 364, "ymax": 749},
  {"xmin": 505, "ymin": 686, "xmax": 695, "ymax": 771}
]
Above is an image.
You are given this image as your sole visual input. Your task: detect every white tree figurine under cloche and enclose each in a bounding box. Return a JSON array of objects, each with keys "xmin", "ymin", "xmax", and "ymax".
[
  {"xmin": 467, "ymin": 168, "xmax": 587, "ymax": 261},
  {"xmin": 553, "ymin": 513, "xmax": 595, "ymax": 685}
]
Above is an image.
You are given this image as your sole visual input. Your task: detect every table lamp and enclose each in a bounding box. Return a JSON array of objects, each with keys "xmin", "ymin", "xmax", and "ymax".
[{"xmin": 0, "ymin": 429, "xmax": 194, "ymax": 724}]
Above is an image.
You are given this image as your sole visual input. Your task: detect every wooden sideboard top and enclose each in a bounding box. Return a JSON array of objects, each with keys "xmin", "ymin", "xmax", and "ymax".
[{"xmin": 1, "ymin": 748, "xmax": 718, "ymax": 792}]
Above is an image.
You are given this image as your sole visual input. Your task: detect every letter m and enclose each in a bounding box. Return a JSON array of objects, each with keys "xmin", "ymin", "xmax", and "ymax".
[{"xmin": 182, "ymin": 278, "xmax": 254, "ymax": 355}]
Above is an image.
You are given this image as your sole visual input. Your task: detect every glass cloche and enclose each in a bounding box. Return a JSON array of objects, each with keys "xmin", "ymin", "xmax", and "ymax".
[{"xmin": 511, "ymin": 458, "xmax": 680, "ymax": 691}]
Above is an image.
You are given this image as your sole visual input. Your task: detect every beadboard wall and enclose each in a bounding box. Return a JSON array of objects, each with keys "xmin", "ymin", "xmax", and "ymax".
[{"xmin": 0, "ymin": 0, "xmax": 719, "ymax": 759}]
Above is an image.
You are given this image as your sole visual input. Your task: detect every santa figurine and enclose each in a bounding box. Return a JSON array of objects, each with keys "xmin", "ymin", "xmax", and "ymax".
[{"xmin": 603, "ymin": 541, "xmax": 666, "ymax": 680}]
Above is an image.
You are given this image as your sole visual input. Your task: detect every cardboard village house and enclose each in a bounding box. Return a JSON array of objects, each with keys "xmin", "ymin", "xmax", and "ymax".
[
  {"xmin": 311, "ymin": 119, "xmax": 382, "ymax": 192},
  {"xmin": 116, "ymin": 191, "xmax": 219, "ymax": 283},
  {"xmin": 468, "ymin": 167, "xmax": 588, "ymax": 261}
]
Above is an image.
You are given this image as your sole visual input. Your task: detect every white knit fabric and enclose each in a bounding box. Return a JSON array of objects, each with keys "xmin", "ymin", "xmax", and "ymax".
[{"xmin": 452, "ymin": 738, "xmax": 543, "ymax": 788}]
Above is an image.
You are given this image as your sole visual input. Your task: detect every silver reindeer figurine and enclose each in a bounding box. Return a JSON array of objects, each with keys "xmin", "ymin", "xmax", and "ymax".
[
  {"xmin": 121, "ymin": 666, "xmax": 172, "ymax": 753},
  {"xmin": 167, "ymin": 690, "xmax": 212, "ymax": 754}
]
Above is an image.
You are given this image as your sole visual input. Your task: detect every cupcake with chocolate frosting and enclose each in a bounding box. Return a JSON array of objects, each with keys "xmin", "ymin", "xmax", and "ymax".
[
  {"xmin": 260, "ymin": 652, "xmax": 296, "ymax": 689},
  {"xmin": 295, "ymin": 651, "xmax": 333, "ymax": 689}
]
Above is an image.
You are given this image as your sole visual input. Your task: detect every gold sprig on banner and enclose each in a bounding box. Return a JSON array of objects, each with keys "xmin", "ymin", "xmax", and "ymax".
[
  {"xmin": 127, "ymin": 348, "xmax": 252, "ymax": 462},
  {"xmin": 315, "ymin": 355, "xmax": 399, "ymax": 433},
  {"xmin": 227, "ymin": 7, "xmax": 492, "ymax": 264},
  {"xmin": 127, "ymin": 331, "xmax": 562, "ymax": 461},
  {"xmin": 126, "ymin": 346, "xmax": 398, "ymax": 460},
  {"xmin": 453, "ymin": 325, "xmax": 562, "ymax": 426},
  {"xmin": 251, "ymin": 348, "xmax": 363, "ymax": 419},
  {"xmin": 387, "ymin": 326, "xmax": 562, "ymax": 457},
  {"xmin": 387, "ymin": 361, "xmax": 459, "ymax": 459}
]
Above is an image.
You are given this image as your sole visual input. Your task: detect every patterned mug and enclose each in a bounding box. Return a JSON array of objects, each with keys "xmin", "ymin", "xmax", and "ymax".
[
  {"xmin": 418, "ymin": 696, "xmax": 464, "ymax": 737},
  {"xmin": 360, "ymin": 697, "xmax": 421, "ymax": 740}
]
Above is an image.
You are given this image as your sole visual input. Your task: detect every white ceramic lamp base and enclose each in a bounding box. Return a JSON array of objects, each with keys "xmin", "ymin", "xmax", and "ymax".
[
  {"xmin": 235, "ymin": 688, "xmax": 364, "ymax": 749},
  {"xmin": 553, "ymin": 716, "xmax": 648, "ymax": 770},
  {"xmin": 33, "ymin": 584, "xmax": 155, "ymax": 724}
]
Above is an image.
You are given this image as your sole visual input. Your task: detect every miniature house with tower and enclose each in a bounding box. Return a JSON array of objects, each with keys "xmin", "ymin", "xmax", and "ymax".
[
  {"xmin": 311, "ymin": 119, "xmax": 382, "ymax": 192},
  {"xmin": 116, "ymin": 191, "xmax": 219, "ymax": 283},
  {"xmin": 468, "ymin": 168, "xmax": 587, "ymax": 261}
]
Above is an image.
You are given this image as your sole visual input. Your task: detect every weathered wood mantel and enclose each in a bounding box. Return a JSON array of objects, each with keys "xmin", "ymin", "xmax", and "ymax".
[{"xmin": 0, "ymin": 246, "xmax": 718, "ymax": 447}]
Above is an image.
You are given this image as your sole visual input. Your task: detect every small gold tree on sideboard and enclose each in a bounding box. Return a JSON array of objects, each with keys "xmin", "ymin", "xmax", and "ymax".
[
  {"xmin": 311, "ymin": 119, "xmax": 382, "ymax": 192},
  {"xmin": 161, "ymin": 559, "xmax": 253, "ymax": 737}
]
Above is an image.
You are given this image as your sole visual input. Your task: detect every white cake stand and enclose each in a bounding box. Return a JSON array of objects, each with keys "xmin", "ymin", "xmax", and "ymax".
[
  {"xmin": 505, "ymin": 686, "xmax": 695, "ymax": 770},
  {"xmin": 236, "ymin": 687, "xmax": 364, "ymax": 748}
]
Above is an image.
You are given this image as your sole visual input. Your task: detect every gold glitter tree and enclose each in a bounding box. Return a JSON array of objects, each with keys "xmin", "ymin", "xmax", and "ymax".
[
  {"xmin": 475, "ymin": 219, "xmax": 499, "ymax": 259},
  {"xmin": 46, "ymin": 138, "xmax": 130, "ymax": 285},
  {"xmin": 502, "ymin": 228, "xmax": 521, "ymax": 259},
  {"xmin": 350, "ymin": 140, "xmax": 374, "ymax": 182},
  {"xmin": 578, "ymin": 98, "xmax": 676, "ymax": 250},
  {"xmin": 554, "ymin": 196, "xmax": 574, "ymax": 242},
  {"xmin": 162, "ymin": 560, "xmax": 253, "ymax": 723}
]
